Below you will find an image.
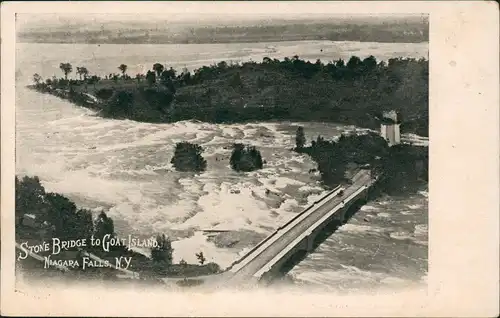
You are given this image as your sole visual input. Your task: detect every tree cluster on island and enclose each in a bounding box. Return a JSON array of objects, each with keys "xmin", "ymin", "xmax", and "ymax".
[
  {"xmin": 169, "ymin": 141, "xmax": 265, "ymax": 173},
  {"xmin": 229, "ymin": 143, "xmax": 264, "ymax": 172},
  {"xmin": 29, "ymin": 54, "xmax": 428, "ymax": 136},
  {"xmin": 294, "ymin": 126, "xmax": 428, "ymax": 192},
  {"xmin": 170, "ymin": 142, "xmax": 207, "ymax": 172},
  {"xmin": 15, "ymin": 176, "xmax": 221, "ymax": 280}
]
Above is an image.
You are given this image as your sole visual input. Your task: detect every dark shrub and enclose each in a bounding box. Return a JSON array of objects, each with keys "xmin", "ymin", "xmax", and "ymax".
[
  {"xmin": 171, "ymin": 142, "xmax": 207, "ymax": 172},
  {"xmin": 230, "ymin": 143, "xmax": 264, "ymax": 172},
  {"xmin": 95, "ymin": 88, "xmax": 115, "ymax": 100}
]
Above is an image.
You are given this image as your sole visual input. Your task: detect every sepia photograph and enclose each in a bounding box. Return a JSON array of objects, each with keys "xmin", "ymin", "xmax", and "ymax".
[
  {"xmin": 14, "ymin": 8, "xmax": 429, "ymax": 290},
  {"xmin": 1, "ymin": 1, "xmax": 498, "ymax": 317}
]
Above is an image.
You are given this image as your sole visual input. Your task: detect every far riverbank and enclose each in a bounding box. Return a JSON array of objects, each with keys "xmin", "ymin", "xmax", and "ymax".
[{"xmin": 27, "ymin": 53, "xmax": 428, "ymax": 137}]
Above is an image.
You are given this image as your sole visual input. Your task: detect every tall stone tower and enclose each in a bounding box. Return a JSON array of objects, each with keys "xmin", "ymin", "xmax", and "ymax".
[{"xmin": 380, "ymin": 110, "xmax": 401, "ymax": 147}]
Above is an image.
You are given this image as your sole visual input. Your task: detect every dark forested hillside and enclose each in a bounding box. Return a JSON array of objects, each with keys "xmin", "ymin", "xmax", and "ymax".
[{"xmin": 29, "ymin": 54, "xmax": 428, "ymax": 136}]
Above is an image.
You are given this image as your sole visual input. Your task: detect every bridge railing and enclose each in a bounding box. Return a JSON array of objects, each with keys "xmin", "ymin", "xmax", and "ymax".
[
  {"xmin": 226, "ymin": 170, "xmax": 372, "ymax": 273},
  {"xmin": 252, "ymin": 184, "xmax": 370, "ymax": 280},
  {"xmin": 276, "ymin": 184, "xmax": 344, "ymax": 231},
  {"xmin": 224, "ymin": 184, "xmax": 343, "ymax": 272}
]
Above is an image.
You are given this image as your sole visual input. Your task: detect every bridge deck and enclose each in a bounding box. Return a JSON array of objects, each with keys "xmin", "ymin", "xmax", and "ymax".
[{"xmin": 226, "ymin": 170, "xmax": 373, "ymax": 284}]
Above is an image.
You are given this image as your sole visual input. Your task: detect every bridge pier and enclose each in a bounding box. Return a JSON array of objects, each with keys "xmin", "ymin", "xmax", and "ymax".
[
  {"xmin": 339, "ymin": 206, "xmax": 348, "ymax": 224},
  {"xmin": 305, "ymin": 233, "xmax": 315, "ymax": 252},
  {"xmin": 333, "ymin": 206, "xmax": 344, "ymax": 223},
  {"xmin": 362, "ymin": 187, "xmax": 369, "ymax": 200}
]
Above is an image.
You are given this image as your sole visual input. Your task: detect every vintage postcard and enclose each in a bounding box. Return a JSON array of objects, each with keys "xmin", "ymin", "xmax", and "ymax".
[{"xmin": 1, "ymin": 1, "xmax": 498, "ymax": 316}]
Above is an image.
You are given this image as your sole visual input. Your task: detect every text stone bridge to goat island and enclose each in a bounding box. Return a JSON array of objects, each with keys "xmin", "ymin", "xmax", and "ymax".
[{"xmin": 211, "ymin": 169, "xmax": 377, "ymax": 287}]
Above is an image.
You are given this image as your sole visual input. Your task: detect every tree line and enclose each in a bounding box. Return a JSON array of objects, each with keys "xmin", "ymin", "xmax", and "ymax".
[
  {"xmin": 15, "ymin": 175, "xmax": 172, "ymax": 262},
  {"xmin": 30, "ymin": 54, "xmax": 428, "ymax": 136},
  {"xmin": 15, "ymin": 175, "xmax": 219, "ymax": 279},
  {"xmin": 294, "ymin": 126, "xmax": 428, "ymax": 192}
]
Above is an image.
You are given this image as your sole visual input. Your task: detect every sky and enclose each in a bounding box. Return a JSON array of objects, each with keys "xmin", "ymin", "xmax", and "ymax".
[{"xmin": 15, "ymin": 2, "xmax": 427, "ymax": 31}]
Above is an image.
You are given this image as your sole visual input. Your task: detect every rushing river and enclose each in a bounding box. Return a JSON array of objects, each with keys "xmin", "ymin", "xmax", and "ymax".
[{"xmin": 16, "ymin": 40, "xmax": 428, "ymax": 291}]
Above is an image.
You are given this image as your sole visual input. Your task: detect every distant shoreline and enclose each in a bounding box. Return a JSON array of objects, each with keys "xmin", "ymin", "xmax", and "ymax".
[
  {"xmin": 17, "ymin": 38, "xmax": 429, "ymax": 45},
  {"xmin": 17, "ymin": 18, "xmax": 428, "ymax": 45}
]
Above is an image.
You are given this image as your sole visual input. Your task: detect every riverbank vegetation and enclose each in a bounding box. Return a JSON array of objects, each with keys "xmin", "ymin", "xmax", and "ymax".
[
  {"xmin": 375, "ymin": 143, "xmax": 428, "ymax": 194},
  {"xmin": 15, "ymin": 176, "xmax": 221, "ymax": 282},
  {"xmin": 295, "ymin": 127, "xmax": 428, "ymax": 193},
  {"xmin": 28, "ymin": 53, "xmax": 428, "ymax": 136}
]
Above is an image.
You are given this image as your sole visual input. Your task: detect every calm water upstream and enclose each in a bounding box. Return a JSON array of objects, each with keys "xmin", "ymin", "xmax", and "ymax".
[{"xmin": 16, "ymin": 41, "xmax": 428, "ymax": 291}]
